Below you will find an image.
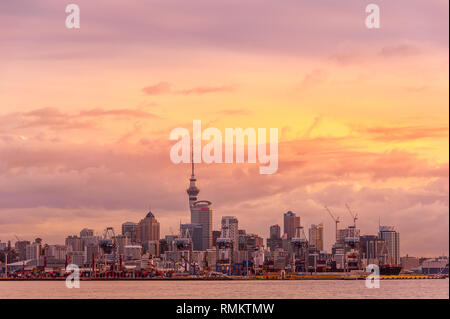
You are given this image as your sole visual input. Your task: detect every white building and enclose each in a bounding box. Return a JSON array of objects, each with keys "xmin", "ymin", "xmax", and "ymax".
[
  {"xmin": 26, "ymin": 243, "xmax": 41, "ymax": 260},
  {"xmin": 221, "ymin": 216, "xmax": 239, "ymax": 251}
]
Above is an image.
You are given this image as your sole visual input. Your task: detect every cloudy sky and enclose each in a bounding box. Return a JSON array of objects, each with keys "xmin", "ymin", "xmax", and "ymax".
[{"xmin": 0, "ymin": 0, "xmax": 448, "ymax": 256}]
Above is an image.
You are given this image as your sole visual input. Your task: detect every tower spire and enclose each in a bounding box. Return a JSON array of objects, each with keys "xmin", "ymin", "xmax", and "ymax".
[
  {"xmin": 191, "ymin": 136, "xmax": 195, "ymax": 177},
  {"xmin": 187, "ymin": 136, "xmax": 199, "ymax": 206}
]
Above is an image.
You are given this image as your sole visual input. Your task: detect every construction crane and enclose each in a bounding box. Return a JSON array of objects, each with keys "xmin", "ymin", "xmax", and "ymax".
[
  {"xmin": 324, "ymin": 206, "xmax": 340, "ymax": 242},
  {"xmin": 345, "ymin": 203, "xmax": 358, "ymax": 228}
]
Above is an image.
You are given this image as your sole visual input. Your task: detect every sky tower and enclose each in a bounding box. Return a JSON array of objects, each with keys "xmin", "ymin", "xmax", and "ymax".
[
  {"xmin": 186, "ymin": 141, "xmax": 212, "ymax": 250},
  {"xmin": 186, "ymin": 143, "xmax": 200, "ymax": 208}
]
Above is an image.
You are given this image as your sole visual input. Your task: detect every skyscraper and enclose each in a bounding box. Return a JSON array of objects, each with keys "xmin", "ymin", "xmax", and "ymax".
[
  {"xmin": 191, "ymin": 201, "xmax": 213, "ymax": 250},
  {"xmin": 283, "ymin": 211, "xmax": 300, "ymax": 240},
  {"xmin": 378, "ymin": 226, "xmax": 400, "ymax": 265},
  {"xmin": 187, "ymin": 154, "xmax": 212, "ymax": 251},
  {"xmin": 80, "ymin": 228, "xmax": 94, "ymax": 237},
  {"xmin": 136, "ymin": 212, "xmax": 160, "ymax": 244},
  {"xmin": 270, "ymin": 224, "xmax": 281, "ymax": 239},
  {"xmin": 267, "ymin": 224, "xmax": 282, "ymax": 252},
  {"xmin": 180, "ymin": 223, "xmax": 203, "ymax": 251},
  {"xmin": 122, "ymin": 222, "xmax": 137, "ymax": 243},
  {"xmin": 221, "ymin": 216, "xmax": 239, "ymax": 252},
  {"xmin": 309, "ymin": 223, "xmax": 324, "ymax": 251}
]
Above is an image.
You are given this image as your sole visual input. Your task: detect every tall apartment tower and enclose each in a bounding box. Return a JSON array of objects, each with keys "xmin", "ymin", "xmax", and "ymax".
[
  {"xmin": 221, "ymin": 216, "xmax": 239, "ymax": 251},
  {"xmin": 187, "ymin": 152, "xmax": 212, "ymax": 251},
  {"xmin": 309, "ymin": 223, "xmax": 324, "ymax": 251},
  {"xmin": 378, "ymin": 226, "xmax": 400, "ymax": 265},
  {"xmin": 283, "ymin": 211, "xmax": 300, "ymax": 240}
]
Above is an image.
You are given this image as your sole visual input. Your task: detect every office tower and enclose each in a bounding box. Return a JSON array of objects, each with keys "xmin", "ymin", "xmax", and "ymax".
[
  {"xmin": 283, "ymin": 211, "xmax": 300, "ymax": 240},
  {"xmin": 136, "ymin": 212, "xmax": 160, "ymax": 244},
  {"xmin": 378, "ymin": 226, "xmax": 400, "ymax": 265},
  {"xmin": 221, "ymin": 216, "xmax": 239, "ymax": 251},
  {"xmin": 0, "ymin": 241, "xmax": 6, "ymax": 251},
  {"xmin": 191, "ymin": 201, "xmax": 213, "ymax": 250},
  {"xmin": 270, "ymin": 224, "xmax": 281, "ymax": 239},
  {"xmin": 14, "ymin": 240, "xmax": 30, "ymax": 261},
  {"xmin": 309, "ymin": 223, "xmax": 324, "ymax": 251},
  {"xmin": 359, "ymin": 235, "xmax": 386, "ymax": 260},
  {"xmin": 187, "ymin": 159, "xmax": 212, "ymax": 251},
  {"xmin": 267, "ymin": 224, "xmax": 282, "ymax": 252},
  {"xmin": 80, "ymin": 228, "xmax": 94, "ymax": 238},
  {"xmin": 180, "ymin": 223, "xmax": 203, "ymax": 251},
  {"xmin": 122, "ymin": 222, "xmax": 137, "ymax": 244}
]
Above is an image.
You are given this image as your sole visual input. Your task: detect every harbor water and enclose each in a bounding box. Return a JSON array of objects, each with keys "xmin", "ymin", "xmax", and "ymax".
[{"xmin": 0, "ymin": 279, "xmax": 448, "ymax": 299}]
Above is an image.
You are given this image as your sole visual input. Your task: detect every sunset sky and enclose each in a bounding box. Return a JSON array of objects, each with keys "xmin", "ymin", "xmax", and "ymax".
[{"xmin": 0, "ymin": 0, "xmax": 448, "ymax": 256}]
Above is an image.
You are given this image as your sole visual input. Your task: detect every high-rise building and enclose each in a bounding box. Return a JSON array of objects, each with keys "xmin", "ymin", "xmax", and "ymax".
[
  {"xmin": 359, "ymin": 235, "xmax": 385, "ymax": 260},
  {"xmin": 267, "ymin": 224, "xmax": 282, "ymax": 252},
  {"xmin": 48, "ymin": 245, "xmax": 69, "ymax": 260},
  {"xmin": 15, "ymin": 240, "xmax": 30, "ymax": 261},
  {"xmin": 180, "ymin": 223, "xmax": 203, "ymax": 251},
  {"xmin": 122, "ymin": 222, "xmax": 137, "ymax": 244},
  {"xmin": 80, "ymin": 228, "xmax": 94, "ymax": 238},
  {"xmin": 221, "ymin": 216, "xmax": 239, "ymax": 251},
  {"xmin": 65, "ymin": 235, "xmax": 83, "ymax": 252},
  {"xmin": 187, "ymin": 159, "xmax": 212, "ymax": 251},
  {"xmin": 136, "ymin": 212, "xmax": 160, "ymax": 244},
  {"xmin": 270, "ymin": 224, "xmax": 281, "ymax": 239},
  {"xmin": 378, "ymin": 226, "xmax": 400, "ymax": 265},
  {"xmin": 191, "ymin": 201, "xmax": 213, "ymax": 251},
  {"xmin": 25, "ymin": 242, "xmax": 41, "ymax": 260},
  {"xmin": 337, "ymin": 226, "xmax": 360, "ymax": 245},
  {"xmin": 309, "ymin": 223, "xmax": 324, "ymax": 251},
  {"xmin": 283, "ymin": 211, "xmax": 300, "ymax": 240}
]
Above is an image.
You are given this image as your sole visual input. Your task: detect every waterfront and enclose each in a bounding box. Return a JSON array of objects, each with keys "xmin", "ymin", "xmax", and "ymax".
[{"xmin": 0, "ymin": 279, "xmax": 448, "ymax": 299}]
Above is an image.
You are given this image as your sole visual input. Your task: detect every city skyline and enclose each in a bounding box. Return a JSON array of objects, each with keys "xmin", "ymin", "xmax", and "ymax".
[
  {"xmin": 0, "ymin": 0, "xmax": 448, "ymax": 257},
  {"xmin": 0, "ymin": 163, "xmax": 443, "ymax": 258}
]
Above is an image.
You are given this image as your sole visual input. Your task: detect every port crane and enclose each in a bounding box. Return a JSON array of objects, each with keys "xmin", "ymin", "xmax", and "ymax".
[
  {"xmin": 324, "ymin": 206, "xmax": 340, "ymax": 242},
  {"xmin": 345, "ymin": 203, "xmax": 358, "ymax": 228}
]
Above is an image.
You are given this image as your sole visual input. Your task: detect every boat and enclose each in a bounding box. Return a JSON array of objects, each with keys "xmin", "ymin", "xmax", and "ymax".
[{"xmin": 380, "ymin": 264, "xmax": 402, "ymax": 275}]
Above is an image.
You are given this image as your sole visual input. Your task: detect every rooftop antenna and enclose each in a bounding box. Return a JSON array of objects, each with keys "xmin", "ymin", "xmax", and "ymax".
[{"xmin": 191, "ymin": 136, "xmax": 195, "ymax": 177}]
